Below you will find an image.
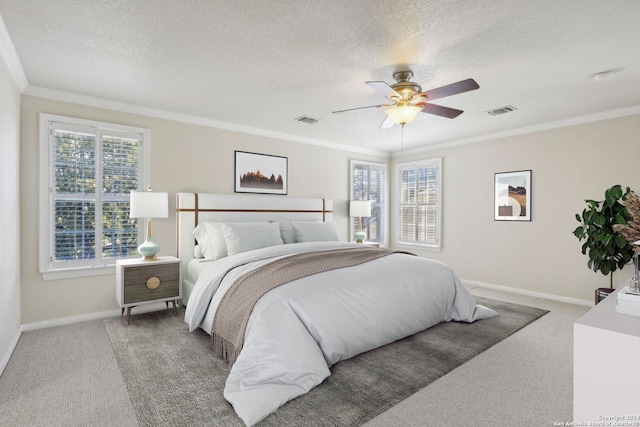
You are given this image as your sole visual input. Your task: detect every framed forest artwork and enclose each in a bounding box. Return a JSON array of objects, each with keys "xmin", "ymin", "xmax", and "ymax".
[{"xmin": 235, "ymin": 151, "xmax": 288, "ymax": 195}]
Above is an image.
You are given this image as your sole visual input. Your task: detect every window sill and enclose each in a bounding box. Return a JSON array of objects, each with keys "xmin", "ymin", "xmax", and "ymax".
[
  {"xmin": 42, "ymin": 264, "xmax": 116, "ymax": 281},
  {"xmin": 395, "ymin": 242, "xmax": 441, "ymax": 253}
]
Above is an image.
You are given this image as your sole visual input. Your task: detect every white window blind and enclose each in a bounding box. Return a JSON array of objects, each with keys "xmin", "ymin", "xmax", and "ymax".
[
  {"xmin": 397, "ymin": 158, "xmax": 441, "ymax": 248},
  {"xmin": 351, "ymin": 160, "xmax": 385, "ymax": 243},
  {"xmin": 40, "ymin": 114, "xmax": 149, "ymax": 278}
]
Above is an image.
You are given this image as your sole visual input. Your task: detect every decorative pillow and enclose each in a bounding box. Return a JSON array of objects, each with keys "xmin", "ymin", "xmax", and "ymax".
[
  {"xmin": 277, "ymin": 221, "xmax": 296, "ymax": 244},
  {"xmin": 292, "ymin": 221, "xmax": 341, "ymax": 242},
  {"xmin": 192, "ymin": 222, "xmax": 227, "ymax": 260},
  {"xmin": 219, "ymin": 222, "xmax": 284, "ymax": 256}
]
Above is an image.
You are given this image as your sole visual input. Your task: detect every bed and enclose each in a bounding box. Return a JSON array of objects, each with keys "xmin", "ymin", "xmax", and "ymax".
[{"xmin": 177, "ymin": 192, "xmax": 498, "ymax": 426}]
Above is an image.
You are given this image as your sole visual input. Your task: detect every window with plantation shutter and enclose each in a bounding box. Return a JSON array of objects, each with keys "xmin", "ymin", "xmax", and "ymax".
[
  {"xmin": 39, "ymin": 114, "xmax": 149, "ymax": 279},
  {"xmin": 350, "ymin": 160, "xmax": 385, "ymax": 243},
  {"xmin": 397, "ymin": 158, "xmax": 441, "ymax": 248}
]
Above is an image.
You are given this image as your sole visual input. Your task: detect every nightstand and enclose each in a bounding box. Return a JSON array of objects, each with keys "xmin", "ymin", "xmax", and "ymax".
[
  {"xmin": 116, "ymin": 256, "xmax": 181, "ymax": 325},
  {"xmin": 355, "ymin": 242, "xmax": 381, "ymax": 248}
]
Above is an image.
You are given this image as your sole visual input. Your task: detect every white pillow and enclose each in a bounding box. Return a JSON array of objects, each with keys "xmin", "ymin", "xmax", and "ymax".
[
  {"xmin": 192, "ymin": 222, "xmax": 227, "ymax": 260},
  {"xmin": 292, "ymin": 221, "xmax": 341, "ymax": 242},
  {"xmin": 277, "ymin": 221, "xmax": 296, "ymax": 244},
  {"xmin": 219, "ymin": 222, "xmax": 284, "ymax": 256},
  {"xmin": 193, "ymin": 244, "xmax": 204, "ymax": 259}
]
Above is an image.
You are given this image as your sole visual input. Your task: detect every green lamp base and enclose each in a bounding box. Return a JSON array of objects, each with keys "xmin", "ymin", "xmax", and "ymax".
[
  {"xmin": 354, "ymin": 229, "xmax": 366, "ymax": 244},
  {"xmin": 138, "ymin": 237, "xmax": 161, "ymax": 261}
]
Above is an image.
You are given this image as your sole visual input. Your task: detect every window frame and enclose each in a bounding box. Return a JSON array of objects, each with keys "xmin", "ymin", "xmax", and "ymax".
[
  {"xmin": 396, "ymin": 158, "xmax": 442, "ymax": 250},
  {"xmin": 350, "ymin": 159, "xmax": 387, "ymax": 245},
  {"xmin": 39, "ymin": 114, "xmax": 150, "ymax": 280}
]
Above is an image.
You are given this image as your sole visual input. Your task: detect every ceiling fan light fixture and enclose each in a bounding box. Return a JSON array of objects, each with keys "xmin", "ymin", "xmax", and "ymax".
[{"xmin": 384, "ymin": 104, "xmax": 423, "ymax": 125}]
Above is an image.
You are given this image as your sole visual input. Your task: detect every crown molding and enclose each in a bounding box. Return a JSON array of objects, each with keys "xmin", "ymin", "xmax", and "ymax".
[
  {"xmin": 20, "ymin": 81, "xmax": 640, "ymax": 160},
  {"xmin": 0, "ymin": 13, "xmax": 27, "ymax": 91},
  {"xmin": 23, "ymin": 85, "xmax": 389, "ymax": 158},
  {"xmin": 393, "ymin": 104, "xmax": 640, "ymax": 157}
]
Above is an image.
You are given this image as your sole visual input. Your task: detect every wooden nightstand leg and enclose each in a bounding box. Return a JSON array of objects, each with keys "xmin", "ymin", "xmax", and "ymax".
[
  {"xmin": 121, "ymin": 307, "xmax": 125, "ymax": 317},
  {"xmin": 125, "ymin": 307, "xmax": 132, "ymax": 326},
  {"xmin": 172, "ymin": 300, "xmax": 178, "ymax": 316}
]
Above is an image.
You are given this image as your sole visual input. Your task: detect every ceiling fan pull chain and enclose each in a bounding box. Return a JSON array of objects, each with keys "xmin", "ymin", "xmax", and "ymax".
[{"xmin": 400, "ymin": 123, "xmax": 405, "ymax": 163}]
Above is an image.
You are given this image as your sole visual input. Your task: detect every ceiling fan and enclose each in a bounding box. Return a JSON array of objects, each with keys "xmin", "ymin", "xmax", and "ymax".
[{"xmin": 332, "ymin": 70, "xmax": 479, "ymax": 128}]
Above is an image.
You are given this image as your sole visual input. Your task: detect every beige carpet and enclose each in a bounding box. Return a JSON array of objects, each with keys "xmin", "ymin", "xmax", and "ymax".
[{"xmin": 0, "ymin": 320, "xmax": 138, "ymax": 427}]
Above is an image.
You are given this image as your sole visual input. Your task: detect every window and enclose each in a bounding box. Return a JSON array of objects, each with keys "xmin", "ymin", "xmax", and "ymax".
[
  {"xmin": 39, "ymin": 114, "xmax": 149, "ymax": 279},
  {"xmin": 350, "ymin": 160, "xmax": 386, "ymax": 243},
  {"xmin": 397, "ymin": 158, "xmax": 441, "ymax": 248}
]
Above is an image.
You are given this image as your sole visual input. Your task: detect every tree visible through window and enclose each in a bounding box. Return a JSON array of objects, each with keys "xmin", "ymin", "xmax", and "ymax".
[
  {"xmin": 40, "ymin": 115, "xmax": 149, "ymax": 276},
  {"xmin": 351, "ymin": 160, "xmax": 385, "ymax": 243},
  {"xmin": 397, "ymin": 158, "xmax": 441, "ymax": 248}
]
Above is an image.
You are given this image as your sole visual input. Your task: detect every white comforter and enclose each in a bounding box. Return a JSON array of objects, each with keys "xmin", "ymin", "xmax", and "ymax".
[{"xmin": 185, "ymin": 242, "xmax": 498, "ymax": 426}]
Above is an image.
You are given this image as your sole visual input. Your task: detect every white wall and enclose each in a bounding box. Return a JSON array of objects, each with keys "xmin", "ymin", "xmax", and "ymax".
[
  {"xmin": 390, "ymin": 114, "xmax": 640, "ymax": 303},
  {"xmin": 19, "ymin": 95, "xmax": 387, "ymax": 324},
  {"xmin": 0, "ymin": 49, "xmax": 21, "ymax": 372}
]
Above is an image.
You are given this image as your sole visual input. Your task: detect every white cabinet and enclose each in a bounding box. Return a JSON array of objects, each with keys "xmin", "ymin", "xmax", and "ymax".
[{"xmin": 574, "ymin": 287, "xmax": 640, "ymax": 422}]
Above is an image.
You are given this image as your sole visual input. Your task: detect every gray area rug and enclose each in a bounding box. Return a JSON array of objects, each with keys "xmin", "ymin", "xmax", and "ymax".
[{"xmin": 104, "ymin": 297, "xmax": 547, "ymax": 426}]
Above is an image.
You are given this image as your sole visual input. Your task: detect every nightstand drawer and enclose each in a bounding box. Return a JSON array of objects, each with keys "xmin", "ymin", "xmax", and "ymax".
[
  {"xmin": 123, "ymin": 263, "xmax": 179, "ymax": 286},
  {"xmin": 122, "ymin": 263, "xmax": 180, "ymax": 304},
  {"xmin": 123, "ymin": 280, "xmax": 179, "ymax": 304}
]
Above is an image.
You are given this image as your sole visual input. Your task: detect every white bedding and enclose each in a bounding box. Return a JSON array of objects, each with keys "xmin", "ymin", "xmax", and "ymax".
[
  {"xmin": 186, "ymin": 258, "xmax": 209, "ymax": 284},
  {"xmin": 185, "ymin": 241, "xmax": 498, "ymax": 426}
]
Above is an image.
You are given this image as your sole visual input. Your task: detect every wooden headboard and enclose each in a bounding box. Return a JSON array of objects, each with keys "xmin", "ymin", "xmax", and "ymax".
[{"xmin": 176, "ymin": 192, "xmax": 333, "ymax": 272}]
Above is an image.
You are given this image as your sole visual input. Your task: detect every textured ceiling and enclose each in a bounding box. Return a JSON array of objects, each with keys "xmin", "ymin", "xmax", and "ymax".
[{"xmin": 1, "ymin": 0, "xmax": 639, "ymax": 154}]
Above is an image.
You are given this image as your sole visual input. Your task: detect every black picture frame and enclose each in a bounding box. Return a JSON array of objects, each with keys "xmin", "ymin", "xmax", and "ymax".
[{"xmin": 234, "ymin": 151, "xmax": 288, "ymax": 195}]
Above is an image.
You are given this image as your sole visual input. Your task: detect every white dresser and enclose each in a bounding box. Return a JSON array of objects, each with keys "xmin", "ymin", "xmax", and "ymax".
[{"xmin": 574, "ymin": 286, "xmax": 640, "ymax": 422}]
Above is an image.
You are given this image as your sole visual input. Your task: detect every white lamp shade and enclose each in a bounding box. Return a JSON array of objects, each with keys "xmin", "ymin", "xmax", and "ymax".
[
  {"xmin": 129, "ymin": 190, "xmax": 169, "ymax": 218},
  {"xmin": 384, "ymin": 104, "xmax": 423, "ymax": 125},
  {"xmin": 350, "ymin": 200, "xmax": 372, "ymax": 218}
]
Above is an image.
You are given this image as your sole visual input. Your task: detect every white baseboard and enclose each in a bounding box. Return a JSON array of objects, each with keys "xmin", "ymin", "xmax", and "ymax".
[
  {"xmin": 20, "ymin": 302, "xmax": 172, "ymax": 332},
  {"xmin": 462, "ymin": 279, "xmax": 593, "ymax": 307},
  {"xmin": 0, "ymin": 328, "xmax": 22, "ymax": 377}
]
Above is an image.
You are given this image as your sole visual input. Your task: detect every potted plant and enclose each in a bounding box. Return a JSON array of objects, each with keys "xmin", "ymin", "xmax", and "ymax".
[{"xmin": 573, "ymin": 185, "xmax": 634, "ymax": 303}]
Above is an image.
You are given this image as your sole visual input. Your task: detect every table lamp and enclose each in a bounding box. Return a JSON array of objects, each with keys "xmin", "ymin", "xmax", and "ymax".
[
  {"xmin": 129, "ymin": 189, "xmax": 169, "ymax": 260},
  {"xmin": 350, "ymin": 200, "xmax": 371, "ymax": 243}
]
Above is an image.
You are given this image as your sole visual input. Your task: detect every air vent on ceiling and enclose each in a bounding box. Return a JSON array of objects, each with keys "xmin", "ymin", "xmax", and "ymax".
[
  {"xmin": 486, "ymin": 105, "xmax": 518, "ymax": 116},
  {"xmin": 295, "ymin": 116, "xmax": 320, "ymax": 124}
]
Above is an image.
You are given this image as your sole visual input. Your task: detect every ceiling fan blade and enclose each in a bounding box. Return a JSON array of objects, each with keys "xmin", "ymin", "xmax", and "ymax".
[
  {"xmin": 422, "ymin": 78, "xmax": 479, "ymax": 101},
  {"xmin": 379, "ymin": 115, "xmax": 394, "ymax": 129},
  {"xmin": 366, "ymin": 81, "xmax": 402, "ymax": 99},
  {"xmin": 420, "ymin": 103, "xmax": 464, "ymax": 119},
  {"xmin": 332, "ymin": 104, "xmax": 384, "ymax": 114}
]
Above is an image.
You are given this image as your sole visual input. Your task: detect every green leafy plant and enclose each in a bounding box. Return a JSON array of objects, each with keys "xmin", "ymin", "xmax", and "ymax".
[{"xmin": 573, "ymin": 185, "xmax": 634, "ymax": 288}]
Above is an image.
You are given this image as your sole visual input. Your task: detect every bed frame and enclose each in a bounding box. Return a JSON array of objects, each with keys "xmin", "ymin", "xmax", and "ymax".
[{"xmin": 176, "ymin": 192, "xmax": 333, "ymax": 304}]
